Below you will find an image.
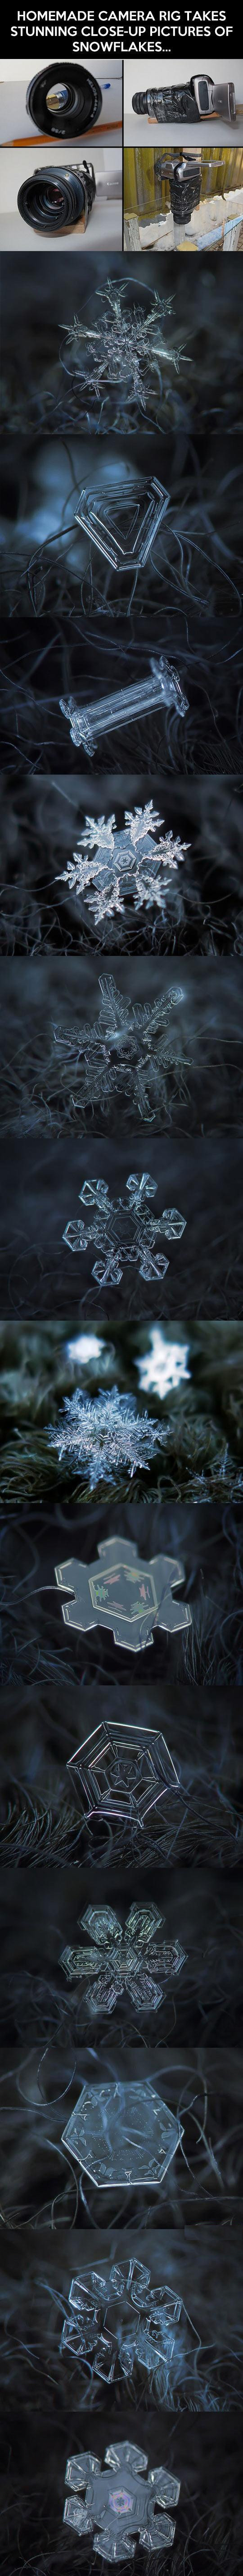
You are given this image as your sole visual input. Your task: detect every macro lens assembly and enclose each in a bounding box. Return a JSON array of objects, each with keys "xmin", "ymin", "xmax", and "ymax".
[
  {"xmin": 17, "ymin": 163, "xmax": 96, "ymax": 235},
  {"xmin": 26, "ymin": 62, "xmax": 103, "ymax": 137}
]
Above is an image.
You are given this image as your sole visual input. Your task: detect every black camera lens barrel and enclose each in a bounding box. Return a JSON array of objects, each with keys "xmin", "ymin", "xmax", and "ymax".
[
  {"xmin": 17, "ymin": 163, "xmax": 96, "ymax": 234},
  {"xmin": 26, "ymin": 62, "xmax": 103, "ymax": 136}
]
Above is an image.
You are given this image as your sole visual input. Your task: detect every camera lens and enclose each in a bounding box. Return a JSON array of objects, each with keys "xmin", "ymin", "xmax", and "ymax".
[
  {"xmin": 17, "ymin": 169, "xmax": 87, "ymax": 233},
  {"xmin": 27, "ymin": 61, "xmax": 103, "ymax": 136}
]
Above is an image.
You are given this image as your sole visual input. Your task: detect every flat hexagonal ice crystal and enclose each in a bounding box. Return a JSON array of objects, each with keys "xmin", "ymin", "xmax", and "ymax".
[
  {"xmin": 64, "ymin": 2439, "xmax": 180, "ymax": 2561},
  {"xmin": 62, "ymin": 2080, "xmax": 183, "ymax": 2188},
  {"xmin": 55, "ymin": 1536, "xmax": 192, "ymax": 1654},
  {"xmin": 67, "ymin": 1715, "xmax": 179, "ymax": 1823}
]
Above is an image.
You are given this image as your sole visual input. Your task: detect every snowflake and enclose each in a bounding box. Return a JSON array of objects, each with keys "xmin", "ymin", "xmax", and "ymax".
[
  {"xmin": 47, "ymin": 1388, "xmax": 167, "ymax": 1488},
  {"xmin": 59, "ymin": 656, "xmax": 188, "ymax": 756},
  {"xmin": 64, "ymin": 2440, "xmax": 180, "ymax": 2563},
  {"xmin": 62, "ymin": 2259, "xmax": 183, "ymax": 2390},
  {"xmin": 60, "ymin": 1899, "xmax": 186, "ymax": 2014},
  {"xmin": 63, "ymin": 1170, "xmax": 186, "ymax": 1287},
  {"xmin": 57, "ymin": 800, "xmax": 189, "ymax": 926},
  {"xmin": 61, "ymin": 276, "xmax": 185, "ymax": 417},
  {"xmin": 54, "ymin": 972, "xmax": 186, "ymax": 1120}
]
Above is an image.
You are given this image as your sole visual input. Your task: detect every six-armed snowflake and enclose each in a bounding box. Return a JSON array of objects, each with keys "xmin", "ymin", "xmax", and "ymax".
[
  {"xmin": 47, "ymin": 1387, "xmax": 167, "ymax": 1486},
  {"xmin": 58, "ymin": 803, "xmax": 188, "ymax": 925},
  {"xmin": 60, "ymin": 1898, "xmax": 186, "ymax": 2013},
  {"xmin": 64, "ymin": 2440, "xmax": 180, "ymax": 2561},
  {"xmin": 62, "ymin": 2256, "xmax": 183, "ymax": 2390},
  {"xmin": 63, "ymin": 1170, "xmax": 186, "ymax": 1287},
  {"xmin": 61, "ymin": 277, "xmax": 185, "ymax": 415},
  {"xmin": 54, "ymin": 971, "xmax": 185, "ymax": 1119}
]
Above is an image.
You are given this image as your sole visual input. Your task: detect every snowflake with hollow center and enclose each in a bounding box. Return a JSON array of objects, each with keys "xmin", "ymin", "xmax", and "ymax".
[
  {"xmin": 54, "ymin": 975, "xmax": 185, "ymax": 1121},
  {"xmin": 61, "ymin": 277, "xmax": 185, "ymax": 417},
  {"xmin": 63, "ymin": 1171, "xmax": 186, "ymax": 1287},
  {"xmin": 58, "ymin": 801, "xmax": 189, "ymax": 926},
  {"xmin": 47, "ymin": 1388, "xmax": 167, "ymax": 1488},
  {"xmin": 60, "ymin": 1898, "xmax": 186, "ymax": 2014},
  {"xmin": 62, "ymin": 2256, "xmax": 184, "ymax": 2391},
  {"xmin": 64, "ymin": 2440, "xmax": 180, "ymax": 2562}
]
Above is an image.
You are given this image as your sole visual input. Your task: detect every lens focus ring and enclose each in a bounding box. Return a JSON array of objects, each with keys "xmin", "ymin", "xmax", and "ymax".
[
  {"xmin": 27, "ymin": 62, "xmax": 103, "ymax": 137},
  {"xmin": 17, "ymin": 168, "xmax": 87, "ymax": 232}
]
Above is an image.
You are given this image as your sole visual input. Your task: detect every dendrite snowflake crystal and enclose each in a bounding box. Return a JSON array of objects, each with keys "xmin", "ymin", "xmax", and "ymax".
[
  {"xmin": 57, "ymin": 800, "xmax": 189, "ymax": 927},
  {"xmin": 63, "ymin": 1170, "xmax": 186, "ymax": 1287},
  {"xmin": 64, "ymin": 2440, "xmax": 180, "ymax": 2562},
  {"xmin": 62, "ymin": 2256, "xmax": 183, "ymax": 2392},
  {"xmin": 61, "ymin": 276, "xmax": 185, "ymax": 415},
  {"xmin": 54, "ymin": 973, "xmax": 185, "ymax": 1121},
  {"xmin": 47, "ymin": 1387, "xmax": 168, "ymax": 1487},
  {"xmin": 60, "ymin": 1898, "xmax": 186, "ymax": 2014}
]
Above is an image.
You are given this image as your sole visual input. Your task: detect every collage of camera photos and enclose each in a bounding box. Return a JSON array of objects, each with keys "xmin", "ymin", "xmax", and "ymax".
[{"xmin": 0, "ymin": 14, "xmax": 243, "ymax": 2576}]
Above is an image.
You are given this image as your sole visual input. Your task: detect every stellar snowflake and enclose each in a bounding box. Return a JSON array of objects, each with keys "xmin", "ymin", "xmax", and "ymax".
[
  {"xmin": 47, "ymin": 1387, "xmax": 167, "ymax": 1487},
  {"xmin": 57, "ymin": 801, "xmax": 189, "ymax": 928},
  {"xmin": 64, "ymin": 2440, "xmax": 180, "ymax": 2562},
  {"xmin": 62, "ymin": 2257, "xmax": 183, "ymax": 2391},
  {"xmin": 54, "ymin": 971, "xmax": 185, "ymax": 1119},
  {"xmin": 61, "ymin": 277, "xmax": 185, "ymax": 416},
  {"xmin": 60, "ymin": 1899, "xmax": 186, "ymax": 2014},
  {"xmin": 63, "ymin": 1170, "xmax": 186, "ymax": 1287}
]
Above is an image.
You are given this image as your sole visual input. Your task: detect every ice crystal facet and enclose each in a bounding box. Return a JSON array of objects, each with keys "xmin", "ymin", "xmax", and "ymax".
[
  {"xmin": 67, "ymin": 1716, "xmax": 180, "ymax": 1823},
  {"xmin": 61, "ymin": 277, "xmax": 185, "ymax": 417},
  {"xmin": 55, "ymin": 1537, "xmax": 192, "ymax": 1655},
  {"xmin": 54, "ymin": 974, "xmax": 185, "ymax": 1121},
  {"xmin": 47, "ymin": 1388, "xmax": 167, "ymax": 1487},
  {"xmin": 61, "ymin": 1899, "xmax": 186, "ymax": 2014},
  {"xmin": 62, "ymin": 2080, "xmax": 183, "ymax": 2188},
  {"xmin": 63, "ymin": 1171, "xmax": 186, "ymax": 1287},
  {"xmin": 57, "ymin": 801, "xmax": 189, "ymax": 926},
  {"xmin": 60, "ymin": 658, "xmax": 188, "ymax": 756},
  {"xmin": 64, "ymin": 2439, "xmax": 180, "ymax": 2562},
  {"xmin": 62, "ymin": 2259, "xmax": 183, "ymax": 2390},
  {"xmin": 75, "ymin": 477, "xmax": 169, "ymax": 570}
]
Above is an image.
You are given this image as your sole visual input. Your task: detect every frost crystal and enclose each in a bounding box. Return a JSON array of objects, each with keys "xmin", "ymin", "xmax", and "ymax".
[
  {"xmin": 61, "ymin": 276, "xmax": 185, "ymax": 415},
  {"xmin": 63, "ymin": 1170, "xmax": 186, "ymax": 1287},
  {"xmin": 55, "ymin": 1536, "xmax": 192, "ymax": 1654},
  {"xmin": 62, "ymin": 2259, "xmax": 183, "ymax": 2391},
  {"xmin": 75, "ymin": 477, "xmax": 169, "ymax": 570},
  {"xmin": 67, "ymin": 1715, "xmax": 180, "ymax": 1823},
  {"xmin": 61, "ymin": 1899, "xmax": 186, "ymax": 2014},
  {"xmin": 62, "ymin": 2079, "xmax": 183, "ymax": 2187},
  {"xmin": 54, "ymin": 973, "xmax": 185, "ymax": 1119},
  {"xmin": 60, "ymin": 658, "xmax": 188, "ymax": 755},
  {"xmin": 57, "ymin": 801, "xmax": 189, "ymax": 926},
  {"xmin": 64, "ymin": 2439, "xmax": 180, "ymax": 2562},
  {"xmin": 47, "ymin": 1387, "xmax": 167, "ymax": 1487}
]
